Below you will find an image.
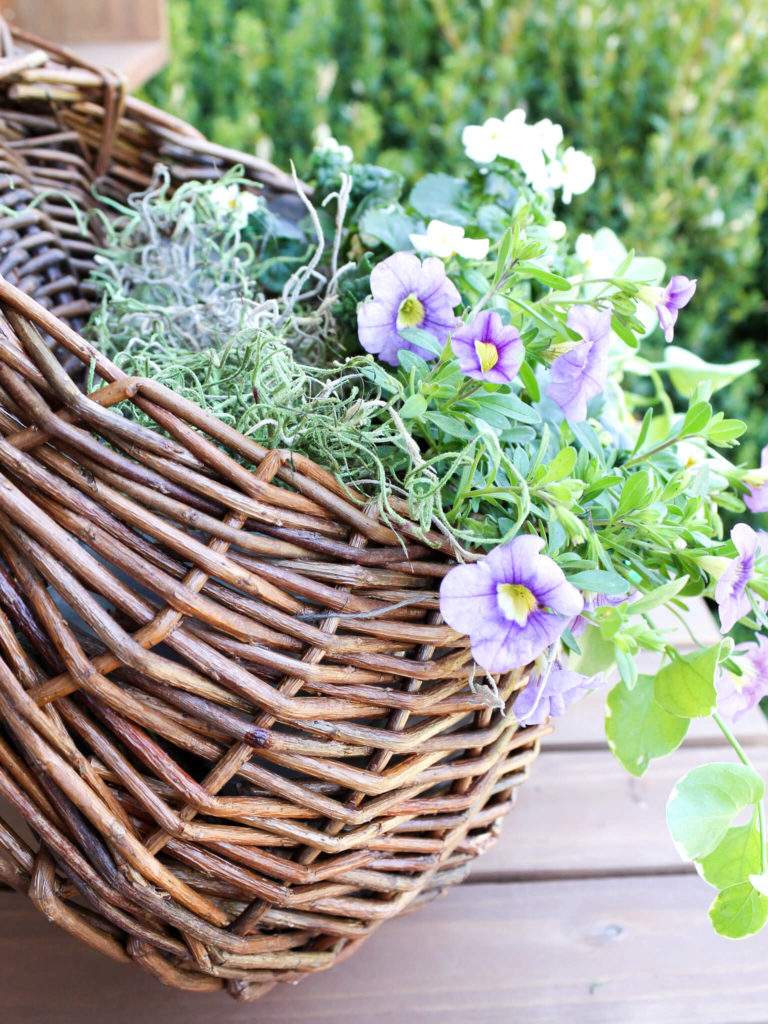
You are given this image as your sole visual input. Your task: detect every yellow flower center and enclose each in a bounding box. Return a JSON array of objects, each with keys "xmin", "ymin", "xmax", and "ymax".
[
  {"xmin": 496, "ymin": 583, "xmax": 538, "ymax": 626},
  {"xmin": 396, "ymin": 293, "xmax": 425, "ymax": 330},
  {"xmin": 474, "ymin": 340, "xmax": 499, "ymax": 373}
]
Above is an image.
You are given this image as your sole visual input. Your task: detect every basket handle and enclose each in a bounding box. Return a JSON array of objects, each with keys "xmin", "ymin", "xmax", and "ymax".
[{"xmin": 0, "ymin": 17, "xmax": 126, "ymax": 179}]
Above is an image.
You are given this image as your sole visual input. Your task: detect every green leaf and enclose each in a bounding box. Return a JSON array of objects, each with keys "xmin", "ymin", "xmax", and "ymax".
[
  {"xmin": 611, "ymin": 315, "xmax": 639, "ymax": 349},
  {"xmin": 629, "ymin": 576, "xmax": 689, "ymax": 616},
  {"xmin": 521, "ymin": 262, "xmax": 571, "ymax": 290},
  {"xmin": 624, "ymin": 255, "xmax": 666, "ymax": 284},
  {"xmin": 661, "ymin": 346, "xmax": 760, "ymax": 397},
  {"xmin": 705, "ymin": 418, "xmax": 746, "ymax": 445},
  {"xmin": 538, "ymin": 446, "xmax": 577, "ymax": 484},
  {"xmin": 408, "ymin": 173, "xmax": 469, "ymax": 223},
  {"xmin": 399, "ymin": 327, "xmax": 444, "ymax": 356},
  {"xmin": 426, "ymin": 412, "xmax": 473, "ymax": 439},
  {"xmin": 606, "ymin": 674, "xmax": 689, "ymax": 777},
  {"xmin": 653, "ymin": 645, "xmax": 720, "ymax": 719},
  {"xmin": 709, "ymin": 882, "xmax": 768, "ymax": 938},
  {"xmin": 699, "ymin": 822, "xmax": 763, "ymax": 890},
  {"xmin": 681, "ymin": 401, "xmax": 712, "ymax": 436},
  {"xmin": 359, "ymin": 206, "xmax": 416, "ymax": 251},
  {"xmin": 667, "ymin": 763, "xmax": 765, "ymax": 861},
  {"xmin": 568, "ymin": 624, "xmax": 617, "ymax": 676},
  {"xmin": 399, "ymin": 394, "xmax": 428, "ymax": 420},
  {"xmin": 618, "ymin": 470, "xmax": 653, "ymax": 515},
  {"xmin": 567, "ymin": 569, "xmax": 630, "ymax": 595},
  {"xmin": 518, "ymin": 361, "xmax": 540, "ymax": 402}
]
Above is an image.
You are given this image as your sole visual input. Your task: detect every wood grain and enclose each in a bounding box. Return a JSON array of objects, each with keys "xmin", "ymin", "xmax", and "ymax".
[
  {"xmin": 9, "ymin": 0, "xmax": 165, "ymax": 43},
  {"xmin": 471, "ymin": 743, "xmax": 768, "ymax": 880},
  {"xmin": 2, "ymin": 878, "xmax": 768, "ymax": 1024}
]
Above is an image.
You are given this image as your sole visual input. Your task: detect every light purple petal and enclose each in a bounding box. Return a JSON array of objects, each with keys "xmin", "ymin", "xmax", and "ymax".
[
  {"xmin": 566, "ymin": 305, "xmax": 612, "ymax": 344},
  {"xmin": 664, "ymin": 275, "xmax": 697, "ymax": 310},
  {"xmin": 439, "ymin": 562, "xmax": 501, "ymax": 636},
  {"xmin": 369, "ymin": 252, "xmax": 421, "ymax": 302}
]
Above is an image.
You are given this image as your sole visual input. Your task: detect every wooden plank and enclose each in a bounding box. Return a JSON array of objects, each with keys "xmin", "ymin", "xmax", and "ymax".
[
  {"xmin": 2, "ymin": 878, "xmax": 767, "ymax": 1023},
  {"xmin": 548, "ymin": 687, "xmax": 768, "ymax": 749},
  {"xmin": 10, "ymin": 0, "xmax": 166, "ymax": 43},
  {"xmin": 66, "ymin": 39, "xmax": 169, "ymax": 89},
  {"xmin": 472, "ymin": 742, "xmax": 768, "ymax": 880}
]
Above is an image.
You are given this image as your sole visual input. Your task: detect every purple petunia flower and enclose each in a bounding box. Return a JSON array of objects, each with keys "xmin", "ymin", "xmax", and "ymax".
[
  {"xmin": 656, "ymin": 275, "xmax": 696, "ymax": 343},
  {"xmin": 715, "ymin": 523, "xmax": 767, "ymax": 634},
  {"xmin": 744, "ymin": 445, "xmax": 768, "ymax": 514},
  {"xmin": 716, "ymin": 635, "xmax": 768, "ymax": 722},
  {"xmin": 513, "ymin": 654, "xmax": 604, "ymax": 725},
  {"xmin": 357, "ymin": 252, "xmax": 461, "ymax": 366},
  {"xmin": 450, "ymin": 310, "xmax": 523, "ymax": 384},
  {"xmin": 439, "ymin": 535, "xmax": 584, "ymax": 674},
  {"xmin": 546, "ymin": 305, "xmax": 612, "ymax": 423}
]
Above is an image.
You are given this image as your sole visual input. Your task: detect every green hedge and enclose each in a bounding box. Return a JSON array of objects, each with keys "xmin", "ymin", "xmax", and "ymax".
[{"xmin": 144, "ymin": 0, "xmax": 768, "ymax": 459}]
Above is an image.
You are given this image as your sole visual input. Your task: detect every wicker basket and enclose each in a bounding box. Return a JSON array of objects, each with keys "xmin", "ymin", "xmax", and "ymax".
[{"xmin": 0, "ymin": 22, "xmax": 546, "ymax": 1001}]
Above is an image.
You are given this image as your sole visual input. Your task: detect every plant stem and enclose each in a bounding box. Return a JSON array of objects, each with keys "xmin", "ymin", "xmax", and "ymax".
[{"xmin": 713, "ymin": 711, "xmax": 768, "ymax": 875}]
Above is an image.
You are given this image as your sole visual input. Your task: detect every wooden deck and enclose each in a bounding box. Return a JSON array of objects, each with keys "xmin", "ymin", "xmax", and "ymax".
[{"xmin": 2, "ymin": 602, "xmax": 767, "ymax": 1022}]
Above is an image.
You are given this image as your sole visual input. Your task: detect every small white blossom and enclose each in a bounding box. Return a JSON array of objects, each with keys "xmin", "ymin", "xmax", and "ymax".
[
  {"xmin": 555, "ymin": 147, "xmax": 596, "ymax": 203},
  {"xmin": 209, "ymin": 184, "xmax": 262, "ymax": 229},
  {"xmin": 529, "ymin": 117, "xmax": 564, "ymax": 159},
  {"xmin": 462, "ymin": 117, "xmax": 510, "ymax": 163},
  {"xmin": 409, "ymin": 219, "xmax": 490, "ymax": 260}
]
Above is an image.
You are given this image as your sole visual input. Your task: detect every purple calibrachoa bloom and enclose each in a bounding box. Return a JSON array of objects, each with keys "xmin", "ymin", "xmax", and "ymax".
[
  {"xmin": 357, "ymin": 252, "xmax": 461, "ymax": 366},
  {"xmin": 439, "ymin": 535, "xmax": 583, "ymax": 673},
  {"xmin": 449, "ymin": 310, "xmax": 523, "ymax": 384},
  {"xmin": 656, "ymin": 275, "xmax": 697, "ymax": 343},
  {"xmin": 744, "ymin": 445, "xmax": 768, "ymax": 514},
  {"xmin": 513, "ymin": 654, "xmax": 604, "ymax": 726},
  {"xmin": 546, "ymin": 305, "xmax": 612, "ymax": 422},
  {"xmin": 716, "ymin": 636, "xmax": 768, "ymax": 722},
  {"xmin": 715, "ymin": 523, "xmax": 767, "ymax": 633}
]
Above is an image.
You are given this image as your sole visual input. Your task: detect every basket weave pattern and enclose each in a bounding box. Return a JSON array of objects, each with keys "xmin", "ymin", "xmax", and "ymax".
[{"xmin": 0, "ymin": 25, "xmax": 544, "ymax": 1000}]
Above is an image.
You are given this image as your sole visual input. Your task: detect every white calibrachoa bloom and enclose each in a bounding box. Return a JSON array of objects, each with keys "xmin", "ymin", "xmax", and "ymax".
[
  {"xmin": 409, "ymin": 219, "xmax": 490, "ymax": 260},
  {"xmin": 552, "ymin": 146, "xmax": 596, "ymax": 203},
  {"xmin": 462, "ymin": 108, "xmax": 595, "ymax": 206},
  {"xmin": 461, "ymin": 116, "xmax": 512, "ymax": 164},
  {"xmin": 209, "ymin": 183, "xmax": 262, "ymax": 230}
]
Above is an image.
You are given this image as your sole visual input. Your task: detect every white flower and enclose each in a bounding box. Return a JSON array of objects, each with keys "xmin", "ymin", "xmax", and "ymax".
[
  {"xmin": 556, "ymin": 147, "xmax": 596, "ymax": 203},
  {"xmin": 409, "ymin": 219, "xmax": 490, "ymax": 260},
  {"xmin": 462, "ymin": 116, "xmax": 510, "ymax": 163},
  {"xmin": 316, "ymin": 135, "xmax": 354, "ymax": 164},
  {"xmin": 209, "ymin": 184, "xmax": 263, "ymax": 229},
  {"xmin": 529, "ymin": 117, "xmax": 564, "ymax": 159}
]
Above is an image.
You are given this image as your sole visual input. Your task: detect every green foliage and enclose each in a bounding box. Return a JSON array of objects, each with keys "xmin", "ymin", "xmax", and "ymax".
[
  {"xmin": 606, "ymin": 674, "xmax": 689, "ymax": 777},
  {"xmin": 667, "ymin": 763, "xmax": 765, "ymax": 861},
  {"xmin": 709, "ymin": 882, "xmax": 768, "ymax": 939},
  {"xmin": 145, "ymin": 0, "xmax": 768, "ymax": 459}
]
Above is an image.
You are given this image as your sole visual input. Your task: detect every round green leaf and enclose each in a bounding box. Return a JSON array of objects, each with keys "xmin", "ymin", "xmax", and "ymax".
[
  {"xmin": 667, "ymin": 763, "xmax": 765, "ymax": 862},
  {"xmin": 709, "ymin": 882, "xmax": 768, "ymax": 939},
  {"xmin": 698, "ymin": 822, "xmax": 763, "ymax": 890},
  {"xmin": 606, "ymin": 675, "xmax": 689, "ymax": 777},
  {"xmin": 653, "ymin": 645, "xmax": 720, "ymax": 719}
]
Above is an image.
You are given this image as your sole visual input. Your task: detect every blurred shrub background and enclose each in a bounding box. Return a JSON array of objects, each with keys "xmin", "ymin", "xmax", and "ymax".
[{"xmin": 144, "ymin": 0, "xmax": 768, "ymax": 459}]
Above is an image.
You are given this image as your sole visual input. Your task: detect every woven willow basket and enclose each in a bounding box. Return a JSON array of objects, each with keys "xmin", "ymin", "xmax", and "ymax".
[{"xmin": 0, "ymin": 23, "xmax": 547, "ymax": 1001}]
